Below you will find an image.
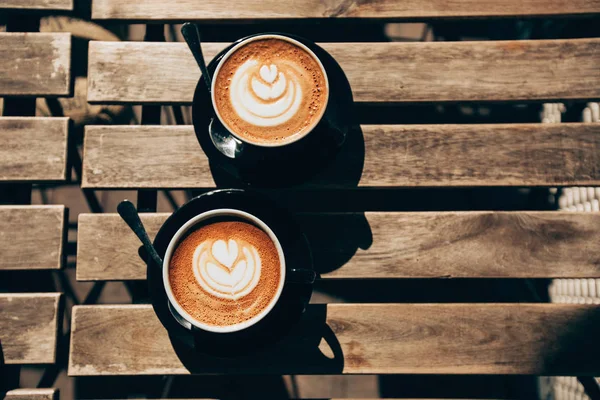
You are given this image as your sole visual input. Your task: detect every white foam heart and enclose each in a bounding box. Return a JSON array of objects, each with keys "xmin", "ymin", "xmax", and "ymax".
[
  {"xmin": 211, "ymin": 239, "xmax": 238, "ymax": 268},
  {"xmin": 193, "ymin": 239, "xmax": 262, "ymax": 300},
  {"xmin": 230, "ymin": 260, "xmax": 247, "ymax": 284},
  {"xmin": 206, "ymin": 261, "xmax": 233, "ymax": 287},
  {"xmin": 229, "ymin": 60, "xmax": 303, "ymax": 127},
  {"xmin": 251, "ymin": 72, "xmax": 287, "ymax": 100},
  {"xmin": 259, "ymin": 64, "xmax": 278, "ymax": 83}
]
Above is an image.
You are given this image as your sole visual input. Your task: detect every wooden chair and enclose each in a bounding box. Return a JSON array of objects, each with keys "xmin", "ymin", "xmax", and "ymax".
[
  {"xmin": 3, "ymin": 388, "xmax": 59, "ymax": 400},
  {"xmin": 72, "ymin": 0, "xmax": 600, "ymax": 397},
  {"xmin": 0, "ymin": 1, "xmax": 72, "ymax": 11},
  {"xmin": 0, "ymin": 293, "xmax": 62, "ymax": 365},
  {"xmin": 0, "ymin": 2, "xmax": 71, "ymax": 396}
]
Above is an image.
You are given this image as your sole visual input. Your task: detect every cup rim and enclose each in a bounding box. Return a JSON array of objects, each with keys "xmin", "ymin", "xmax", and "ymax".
[
  {"xmin": 210, "ymin": 33, "xmax": 330, "ymax": 148},
  {"xmin": 162, "ymin": 208, "xmax": 287, "ymax": 333}
]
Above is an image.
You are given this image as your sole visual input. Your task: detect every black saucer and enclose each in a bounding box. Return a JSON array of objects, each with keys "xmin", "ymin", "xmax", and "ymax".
[
  {"xmin": 192, "ymin": 33, "xmax": 354, "ymax": 187},
  {"xmin": 147, "ymin": 189, "xmax": 314, "ymax": 357}
]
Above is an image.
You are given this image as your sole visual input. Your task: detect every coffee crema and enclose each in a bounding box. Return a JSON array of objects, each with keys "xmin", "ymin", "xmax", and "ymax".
[
  {"xmin": 169, "ymin": 220, "xmax": 282, "ymax": 328},
  {"xmin": 213, "ymin": 38, "xmax": 328, "ymax": 145}
]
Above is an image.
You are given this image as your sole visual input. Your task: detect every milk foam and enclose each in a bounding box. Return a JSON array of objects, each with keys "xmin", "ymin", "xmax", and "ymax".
[
  {"xmin": 230, "ymin": 60, "xmax": 303, "ymax": 127},
  {"xmin": 192, "ymin": 238, "xmax": 261, "ymax": 300}
]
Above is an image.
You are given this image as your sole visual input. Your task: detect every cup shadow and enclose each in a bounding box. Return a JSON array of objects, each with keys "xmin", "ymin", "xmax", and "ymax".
[
  {"xmin": 298, "ymin": 213, "xmax": 373, "ymax": 275},
  {"xmin": 169, "ymin": 304, "xmax": 344, "ymax": 374}
]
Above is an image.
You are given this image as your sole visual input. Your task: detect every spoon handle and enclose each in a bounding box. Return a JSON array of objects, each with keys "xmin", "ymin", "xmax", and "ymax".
[
  {"xmin": 117, "ymin": 200, "xmax": 164, "ymax": 267},
  {"xmin": 181, "ymin": 22, "xmax": 212, "ymax": 91}
]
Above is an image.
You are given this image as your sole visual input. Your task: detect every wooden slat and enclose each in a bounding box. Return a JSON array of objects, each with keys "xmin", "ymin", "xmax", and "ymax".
[
  {"xmin": 87, "ymin": 39, "xmax": 600, "ymax": 104},
  {"xmin": 81, "ymin": 124, "xmax": 600, "ymax": 189},
  {"xmin": 0, "ymin": 205, "xmax": 66, "ymax": 270},
  {"xmin": 0, "ymin": 293, "xmax": 61, "ymax": 364},
  {"xmin": 0, "ymin": 0, "xmax": 73, "ymax": 10},
  {"xmin": 77, "ymin": 211, "xmax": 600, "ymax": 281},
  {"xmin": 91, "ymin": 0, "xmax": 600, "ymax": 20},
  {"xmin": 68, "ymin": 303, "xmax": 600, "ymax": 375},
  {"xmin": 0, "ymin": 33, "xmax": 71, "ymax": 96},
  {"xmin": 0, "ymin": 118, "xmax": 69, "ymax": 182},
  {"xmin": 4, "ymin": 389, "xmax": 58, "ymax": 400}
]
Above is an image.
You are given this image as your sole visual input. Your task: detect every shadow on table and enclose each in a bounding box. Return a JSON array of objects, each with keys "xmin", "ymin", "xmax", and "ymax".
[
  {"xmin": 169, "ymin": 304, "xmax": 344, "ymax": 375},
  {"xmin": 299, "ymin": 213, "xmax": 373, "ymax": 276}
]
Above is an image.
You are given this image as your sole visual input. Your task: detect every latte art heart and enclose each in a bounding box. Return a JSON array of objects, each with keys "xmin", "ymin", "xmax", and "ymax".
[
  {"xmin": 168, "ymin": 220, "xmax": 283, "ymax": 329},
  {"xmin": 213, "ymin": 38, "xmax": 328, "ymax": 145},
  {"xmin": 230, "ymin": 61, "xmax": 303, "ymax": 127},
  {"xmin": 193, "ymin": 238, "xmax": 262, "ymax": 300}
]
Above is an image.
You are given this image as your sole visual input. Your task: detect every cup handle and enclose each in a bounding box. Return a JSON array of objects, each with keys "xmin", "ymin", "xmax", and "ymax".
[{"xmin": 287, "ymin": 268, "xmax": 316, "ymax": 284}]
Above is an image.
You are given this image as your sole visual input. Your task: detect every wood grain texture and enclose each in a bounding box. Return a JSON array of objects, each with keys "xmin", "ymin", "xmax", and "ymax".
[
  {"xmin": 0, "ymin": 0, "xmax": 72, "ymax": 10},
  {"xmin": 0, "ymin": 205, "xmax": 66, "ymax": 270},
  {"xmin": 81, "ymin": 124, "xmax": 600, "ymax": 188},
  {"xmin": 87, "ymin": 39, "xmax": 600, "ymax": 104},
  {"xmin": 68, "ymin": 304, "xmax": 600, "ymax": 375},
  {"xmin": 0, "ymin": 293, "xmax": 61, "ymax": 364},
  {"xmin": 4, "ymin": 389, "xmax": 58, "ymax": 400},
  {"xmin": 91, "ymin": 0, "xmax": 600, "ymax": 20},
  {"xmin": 0, "ymin": 118, "xmax": 69, "ymax": 182},
  {"xmin": 76, "ymin": 211, "xmax": 600, "ymax": 281},
  {"xmin": 0, "ymin": 33, "xmax": 71, "ymax": 96}
]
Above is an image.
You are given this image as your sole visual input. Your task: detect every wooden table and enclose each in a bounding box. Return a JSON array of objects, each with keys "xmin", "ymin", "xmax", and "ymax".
[{"xmin": 2, "ymin": 0, "xmax": 600, "ymax": 398}]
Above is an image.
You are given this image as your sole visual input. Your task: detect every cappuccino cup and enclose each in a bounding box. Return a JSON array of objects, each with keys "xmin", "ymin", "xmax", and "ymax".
[
  {"xmin": 211, "ymin": 34, "xmax": 329, "ymax": 148},
  {"xmin": 163, "ymin": 208, "xmax": 311, "ymax": 334}
]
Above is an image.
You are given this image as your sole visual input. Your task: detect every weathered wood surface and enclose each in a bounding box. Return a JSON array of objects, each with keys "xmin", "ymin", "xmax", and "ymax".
[
  {"xmin": 87, "ymin": 39, "xmax": 600, "ymax": 103},
  {"xmin": 0, "ymin": 118, "xmax": 69, "ymax": 182},
  {"xmin": 77, "ymin": 211, "xmax": 600, "ymax": 281},
  {"xmin": 4, "ymin": 389, "xmax": 58, "ymax": 400},
  {"xmin": 82, "ymin": 124, "xmax": 600, "ymax": 189},
  {"xmin": 68, "ymin": 304, "xmax": 600, "ymax": 375},
  {"xmin": 0, "ymin": 205, "xmax": 66, "ymax": 270},
  {"xmin": 0, "ymin": 33, "xmax": 71, "ymax": 96},
  {"xmin": 0, "ymin": 293, "xmax": 61, "ymax": 364},
  {"xmin": 91, "ymin": 0, "xmax": 600, "ymax": 20},
  {"xmin": 0, "ymin": 0, "xmax": 73, "ymax": 10}
]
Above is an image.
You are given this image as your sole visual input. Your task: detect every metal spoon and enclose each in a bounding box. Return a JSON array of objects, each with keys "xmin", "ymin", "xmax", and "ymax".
[
  {"xmin": 181, "ymin": 22, "xmax": 212, "ymax": 92},
  {"xmin": 117, "ymin": 200, "xmax": 163, "ymax": 268}
]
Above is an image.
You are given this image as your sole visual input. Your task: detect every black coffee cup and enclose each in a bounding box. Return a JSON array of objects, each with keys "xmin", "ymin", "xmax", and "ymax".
[
  {"xmin": 162, "ymin": 207, "xmax": 315, "ymax": 333},
  {"xmin": 147, "ymin": 189, "xmax": 315, "ymax": 354},
  {"xmin": 191, "ymin": 32, "xmax": 353, "ymax": 186}
]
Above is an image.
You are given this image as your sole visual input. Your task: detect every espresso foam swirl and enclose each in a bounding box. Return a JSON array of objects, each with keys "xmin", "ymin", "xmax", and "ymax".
[
  {"xmin": 230, "ymin": 60, "xmax": 303, "ymax": 127},
  {"xmin": 192, "ymin": 238, "xmax": 261, "ymax": 300}
]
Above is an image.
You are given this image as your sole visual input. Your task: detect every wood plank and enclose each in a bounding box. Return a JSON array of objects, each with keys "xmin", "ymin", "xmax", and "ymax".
[
  {"xmin": 0, "ymin": 0, "xmax": 73, "ymax": 10},
  {"xmin": 76, "ymin": 211, "xmax": 600, "ymax": 281},
  {"xmin": 0, "ymin": 293, "xmax": 61, "ymax": 364},
  {"xmin": 0, "ymin": 118, "xmax": 69, "ymax": 182},
  {"xmin": 4, "ymin": 389, "xmax": 58, "ymax": 400},
  {"xmin": 87, "ymin": 39, "xmax": 600, "ymax": 104},
  {"xmin": 0, "ymin": 33, "xmax": 71, "ymax": 96},
  {"xmin": 91, "ymin": 0, "xmax": 600, "ymax": 20},
  {"xmin": 81, "ymin": 124, "xmax": 600, "ymax": 189},
  {"xmin": 68, "ymin": 303, "xmax": 600, "ymax": 375},
  {"xmin": 0, "ymin": 205, "xmax": 66, "ymax": 270}
]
